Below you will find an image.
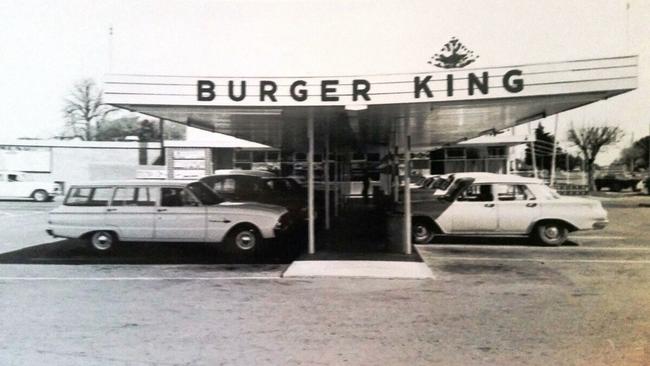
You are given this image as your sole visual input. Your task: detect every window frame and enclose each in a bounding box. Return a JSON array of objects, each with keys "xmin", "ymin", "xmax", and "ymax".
[
  {"xmin": 64, "ymin": 186, "xmax": 115, "ymax": 206},
  {"xmin": 493, "ymin": 183, "xmax": 536, "ymax": 201}
]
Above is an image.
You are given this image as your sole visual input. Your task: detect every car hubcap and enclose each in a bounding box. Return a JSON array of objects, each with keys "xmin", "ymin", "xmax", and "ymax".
[
  {"xmin": 34, "ymin": 192, "xmax": 46, "ymax": 201},
  {"xmin": 414, "ymin": 225, "xmax": 429, "ymax": 241},
  {"xmin": 93, "ymin": 233, "xmax": 112, "ymax": 250},
  {"xmin": 235, "ymin": 231, "xmax": 255, "ymax": 250},
  {"xmin": 544, "ymin": 226, "xmax": 559, "ymax": 239}
]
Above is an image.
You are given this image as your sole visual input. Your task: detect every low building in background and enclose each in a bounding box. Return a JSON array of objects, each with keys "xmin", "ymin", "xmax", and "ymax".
[{"xmin": 429, "ymin": 134, "xmax": 532, "ymax": 175}]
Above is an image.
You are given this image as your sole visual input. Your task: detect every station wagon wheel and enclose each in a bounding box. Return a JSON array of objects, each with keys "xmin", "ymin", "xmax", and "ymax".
[
  {"xmin": 412, "ymin": 219, "xmax": 435, "ymax": 244},
  {"xmin": 535, "ymin": 222, "xmax": 568, "ymax": 246},
  {"xmin": 32, "ymin": 189, "xmax": 48, "ymax": 202},
  {"xmin": 226, "ymin": 226, "xmax": 260, "ymax": 252},
  {"xmin": 88, "ymin": 231, "xmax": 117, "ymax": 253}
]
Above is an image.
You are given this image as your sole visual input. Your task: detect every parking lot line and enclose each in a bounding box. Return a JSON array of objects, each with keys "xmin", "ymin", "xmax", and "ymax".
[
  {"xmin": 423, "ymin": 256, "xmax": 650, "ymax": 264},
  {"xmin": 0, "ymin": 211, "xmax": 45, "ymax": 218},
  {"xmin": 0, "ymin": 276, "xmax": 286, "ymax": 281},
  {"xmin": 421, "ymin": 245, "xmax": 650, "ymax": 251},
  {"xmin": 569, "ymin": 235, "xmax": 627, "ymax": 240}
]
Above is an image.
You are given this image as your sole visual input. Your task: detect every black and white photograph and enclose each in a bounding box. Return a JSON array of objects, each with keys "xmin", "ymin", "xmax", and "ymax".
[{"xmin": 1, "ymin": 0, "xmax": 649, "ymax": 364}]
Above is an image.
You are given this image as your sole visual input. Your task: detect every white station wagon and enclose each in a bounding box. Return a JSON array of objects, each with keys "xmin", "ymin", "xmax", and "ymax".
[
  {"xmin": 409, "ymin": 173, "xmax": 608, "ymax": 246},
  {"xmin": 47, "ymin": 180, "xmax": 290, "ymax": 253}
]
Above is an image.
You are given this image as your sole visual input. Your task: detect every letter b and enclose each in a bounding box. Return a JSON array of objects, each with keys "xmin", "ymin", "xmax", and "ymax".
[{"xmin": 197, "ymin": 80, "xmax": 216, "ymax": 101}]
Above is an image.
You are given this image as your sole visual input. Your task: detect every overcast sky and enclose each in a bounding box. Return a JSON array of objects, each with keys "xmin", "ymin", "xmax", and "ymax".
[{"xmin": 1, "ymin": 0, "xmax": 649, "ymax": 163}]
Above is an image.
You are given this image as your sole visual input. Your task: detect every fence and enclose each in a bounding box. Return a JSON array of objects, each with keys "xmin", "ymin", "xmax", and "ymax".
[
  {"xmin": 517, "ymin": 171, "xmax": 590, "ymax": 195},
  {"xmin": 553, "ymin": 183, "xmax": 590, "ymax": 195}
]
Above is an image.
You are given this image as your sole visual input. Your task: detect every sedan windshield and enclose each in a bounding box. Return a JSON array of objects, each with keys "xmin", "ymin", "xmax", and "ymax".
[
  {"xmin": 186, "ymin": 182, "xmax": 225, "ymax": 205},
  {"xmin": 528, "ymin": 183, "xmax": 561, "ymax": 200}
]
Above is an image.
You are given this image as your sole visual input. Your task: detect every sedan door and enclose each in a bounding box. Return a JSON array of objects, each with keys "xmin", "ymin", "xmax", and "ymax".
[
  {"xmin": 104, "ymin": 186, "xmax": 157, "ymax": 240},
  {"xmin": 494, "ymin": 184, "xmax": 540, "ymax": 234},
  {"xmin": 154, "ymin": 187, "xmax": 206, "ymax": 241},
  {"xmin": 442, "ymin": 183, "xmax": 498, "ymax": 233}
]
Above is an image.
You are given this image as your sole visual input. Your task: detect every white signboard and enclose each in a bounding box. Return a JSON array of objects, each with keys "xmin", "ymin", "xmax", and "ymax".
[
  {"xmin": 105, "ymin": 57, "xmax": 637, "ymax": 108},
  {"xmin": 0, "ymin": 146, "xmax": 51, "ymax": 172},
  {"xmin": 173, "ymin": 159, "xmax": 206, "ymax": 170},
  {"xmin": 172, "ymin": 149, "xmax": 206, "ymax": 159},
  {"xmin": 136, "ymin": 169, "xmax": 167, "ymax": 179},
  {"xmin": 173, "ymin": 170, "xmax": 205, "ymax": 180}
]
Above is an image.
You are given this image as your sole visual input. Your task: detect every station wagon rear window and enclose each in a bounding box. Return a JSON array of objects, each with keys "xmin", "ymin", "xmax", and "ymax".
[{"xmin": 65, "ymin": 187, "xmax": 114, "ymax": 206}]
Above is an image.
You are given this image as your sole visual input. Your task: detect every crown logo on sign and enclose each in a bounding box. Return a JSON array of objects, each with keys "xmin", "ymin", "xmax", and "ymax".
[{"xmin": 428, "ymin": 37, "xmax": 479, "ymax": 69}]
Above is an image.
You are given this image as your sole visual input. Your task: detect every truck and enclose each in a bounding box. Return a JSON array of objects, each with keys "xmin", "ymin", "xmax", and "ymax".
[
  {"xmin": 0, "ymin": 171, "xmax": 62, "ymax": 201},
  {"xmin": 594, "ymin": 173, "xmax": 642, "ymax": 192}
]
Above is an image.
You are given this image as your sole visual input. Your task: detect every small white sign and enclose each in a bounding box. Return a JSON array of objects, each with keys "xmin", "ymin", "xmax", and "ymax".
[
  {"xmin": 136, "ymin": 169, "xmax": 167, "ymax": 179},
  {"xmin": 173, "ymin": 170, "xmax": 205, "ymax": 179},
  {"xmin": 172, "ymin": 148, "xmax": 206, "ymax": 159},
  {"xmin": 173, "ymin": 159, "xmax": 206, "ymax": 169}
]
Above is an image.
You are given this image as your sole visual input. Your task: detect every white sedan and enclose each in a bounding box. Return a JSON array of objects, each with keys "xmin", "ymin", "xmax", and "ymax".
[{"xmin": 408, "ymin": 174, "xmax": 608, "ymax": 246}]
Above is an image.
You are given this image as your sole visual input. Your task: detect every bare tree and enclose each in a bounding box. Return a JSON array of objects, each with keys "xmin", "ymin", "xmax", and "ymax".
[
  {"xmin": 568, "ymin": 125, "xmax": 624, "ymax": 191},
  {"xmin": 62, "ymin": 78, "xmax": 117, "ymax": 140}
]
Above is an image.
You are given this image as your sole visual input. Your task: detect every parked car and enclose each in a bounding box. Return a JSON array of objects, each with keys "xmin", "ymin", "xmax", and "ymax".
[
  {"xmin": 0, "ymin": 171, "xmax": 61, "ymax": 201},
  {"xmin": 404, "ymin": 172, "xmax": 529, "ymax": 201},
  {"xmin": 46, "ymin": 180, "xmax": 291, "ymax": 253},
  {"xmin": 594, "ymin": 173, "xmax": 642, "ymax": 192},
  {"xmin": 199, "ymin": 172, "xmax": 311, "ymax": 219},
  {"xmin": 406, "ymin": 173, "xmax": 608, "ymax": 246}
]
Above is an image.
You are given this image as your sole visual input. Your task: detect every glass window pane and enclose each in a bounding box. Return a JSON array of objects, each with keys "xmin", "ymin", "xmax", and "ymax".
[
  {"xmin": 266, "ymin": 151, "xmax": 279, "ymax": 161},
  {"xmin": 136, "ymin": 187, "xmax": 157, "ymax": 206},
  {"xmin": 90, "ymin": 188, "xmax": 113, "ymax": 206},
  {"xmin": 495, "ymin": 184, "xmax": 535, "ymax": 201},
  {"xmin": 161, "ymin": 187, "xmax": 185, "ymax": 206},
  {"xmin": 446, "ymin": 148, "xmax": 466, "ymax": 158},
  {"xmin": 252, "ymin": 151, "xmax": 266, "ymax": 162},
  {"xmin": 457, "ymin": 184, "xmax": 493, "ymax": 202},
  {"xmin": 234, "ymin": 151, "xmax": 251, "ymax": 161},
  {"xmin": 65, "ymin": 187, "xmax": 92, "ymax": 205},
  {"xmin": 112, "ymin": 187, "xmax": 136, "ymax": 206}
]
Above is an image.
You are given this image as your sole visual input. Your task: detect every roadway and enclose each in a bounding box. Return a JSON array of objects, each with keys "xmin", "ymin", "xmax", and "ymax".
[{"xmin": 0, "ymin": 194, "xmax": 648, "ymax": 365}]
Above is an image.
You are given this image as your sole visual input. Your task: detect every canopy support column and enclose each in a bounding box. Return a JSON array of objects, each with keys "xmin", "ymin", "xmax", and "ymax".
[
  {"xmin": 334, "ymin": 146, "xmax": 339, "ymax": 217},
  {"xmin": 393, "ymin": 144, "xmax": 399, "ymax": 203},
  {"xmin": 307, "ymin": 108, "xmax": 316, "ymax": 255},
  {"xmin": 403, "ymin": 120, "xmax": 412, "ymax": 255},
  {"xmin": 550, "ymin": 114, "xmax": 559, "ymax": 187},
  {"xmin": 324, "ymin": 119, "xmax": 331, "ymax": 230}
]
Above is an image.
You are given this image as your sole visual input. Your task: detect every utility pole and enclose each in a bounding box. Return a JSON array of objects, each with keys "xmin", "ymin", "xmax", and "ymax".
[
  {"xmin": 629, "ymin": 132, "xmax": 635, "ymax": 172},
  {"xmin": 645, "ymin": 124, "xmax": 650, "ymax": 170},
  {"xmin": 159, "ymin": 119, "xmax": 165, "ymax": 165},
  {"xmin": 625, "ymin": 2, "xmax": 630, "ymax": 54},
  {"xmin": 108, "ymin": 25, "xmax": 114, "ymax": 73},
  {"xmin": 550, "ymin": 115, "xmax": 559, "ymax": 186},
  {"xmin": 528, "ymin": 122, "xmax": 538, "ymax": 179}
]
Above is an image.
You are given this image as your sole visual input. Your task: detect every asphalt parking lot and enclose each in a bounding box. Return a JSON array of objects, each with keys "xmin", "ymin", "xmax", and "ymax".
[{"xmin": 0, "ymin": 194, "xmax": 649, "ymax": 365}]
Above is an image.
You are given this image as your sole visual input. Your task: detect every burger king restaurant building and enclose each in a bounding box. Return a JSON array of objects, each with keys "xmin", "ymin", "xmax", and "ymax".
[{"xmin": 104, "ymin": 55, "xmax": 638, "ymax": 255}]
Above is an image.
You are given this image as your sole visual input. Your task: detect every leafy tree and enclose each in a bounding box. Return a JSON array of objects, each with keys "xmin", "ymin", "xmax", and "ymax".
[
  {"xmin": 94, "ymin": 116, "xmax": 186, "ymax": 141},
  {"xmin": 615, "ymin": 135, "xmax": 650, "ymax": 171},
  {"xmin": 568, "ymin": 125, "xmax": 624, "ymax": 191},
  {"xmin": 94, "ymin": 116, "xmax": 140, "ymax": 141},
  {"xmin": 62, "ymin": 78, "xmax": 117, "ymax": 140}
]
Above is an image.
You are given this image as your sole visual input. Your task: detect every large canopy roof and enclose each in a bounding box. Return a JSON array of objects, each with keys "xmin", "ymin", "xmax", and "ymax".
[{"xmin": 104, "ymin": 56, "xmax": 637, "ymax": 151}]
